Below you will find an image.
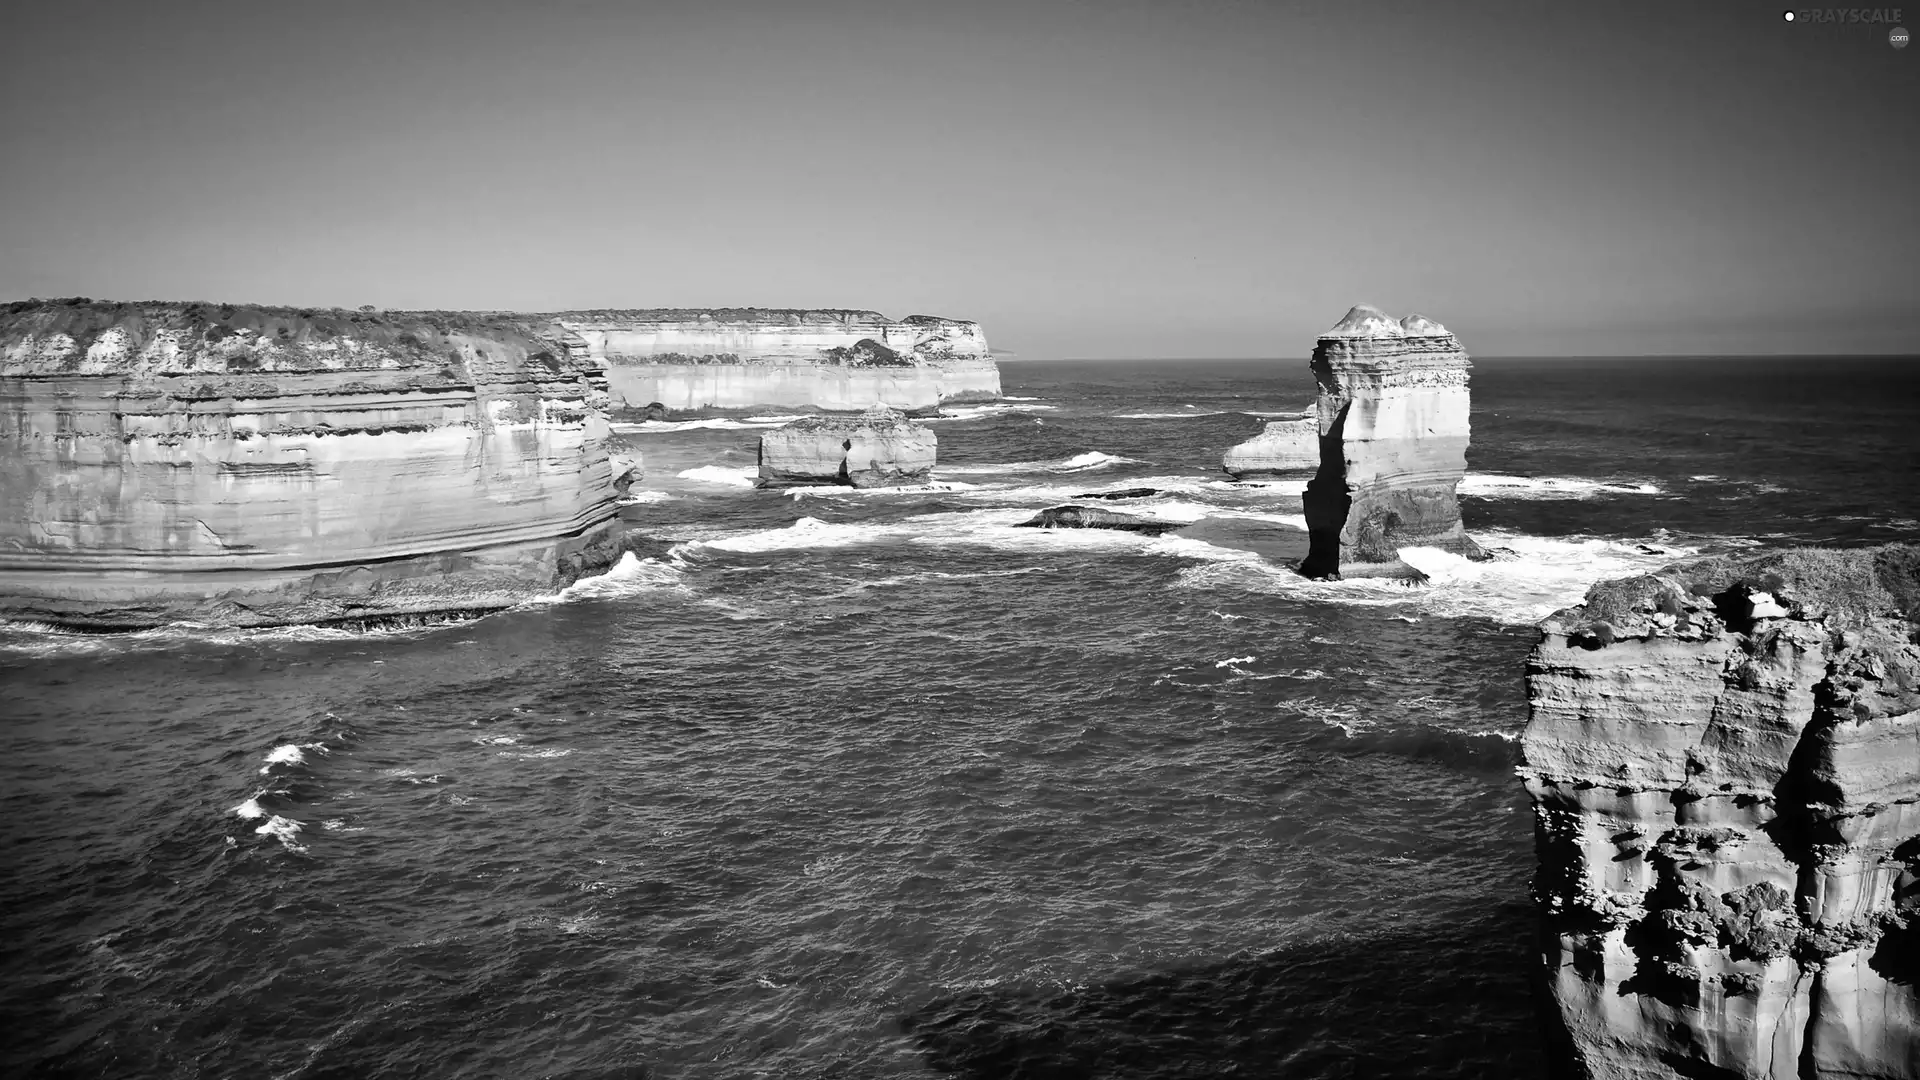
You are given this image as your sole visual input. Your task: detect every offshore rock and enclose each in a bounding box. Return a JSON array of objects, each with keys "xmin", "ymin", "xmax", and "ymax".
[
  {"xmin": 553, "ymin": 309, "xmax": 1001, "ymax": 413},
  {"xmin": 1014, "ymin": 505, "xmax": 1179, "ymax": 535},
  {"xmin": 1221, "ymin": 414, "xmax": 1317, "ymax": 480},
  {"xmin": 1299, "ymin": 305, "xmax": 1484, "ymax": 579},
  {"xmin": 1072, "ymin": 488, "xmax": 1161, "ymax": 501},
  {"xmin": 756, "ymin": 405, "xmax": 936, "ymax": 488},
  {"xmin": 0, "ymin": 299, "xmax": 622, "ymax": 629},
  {"xmin": 609, "ymin": 453, "xmax": 643, "ymax": 496},
  {"xmin": 1520, "ymin": 545, "xmax": 1920, "ymax": 1080}
]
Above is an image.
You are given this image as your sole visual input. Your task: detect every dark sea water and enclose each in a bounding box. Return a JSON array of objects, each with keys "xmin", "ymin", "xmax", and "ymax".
[{"xmin": 3, "ymin": 356, "xmax": 1916, "ymax": 1079}]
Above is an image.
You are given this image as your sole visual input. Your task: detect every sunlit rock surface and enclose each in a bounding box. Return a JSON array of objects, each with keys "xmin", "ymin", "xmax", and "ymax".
[
  {"xmin": 0, "ymin": 300, "xmax": 621, "ymax": 629},
  {"xmin": 1299, "ymin": 305, "xmax": 1483, "ymax": 579},
  {"xmin": 1221, "ymin": 414, "xmax": 1317, "ymax": 480},
  {"xmin": 756, "ymin": 405, "xmax": 936, "ymax": 488},
  {"xmin": 1520, "ymin": 545, "xmax": 1920, "ymax": 1080},
  {"xmin": 554, "ymin": 309, "xmax": 1001, "ymax": 413}
]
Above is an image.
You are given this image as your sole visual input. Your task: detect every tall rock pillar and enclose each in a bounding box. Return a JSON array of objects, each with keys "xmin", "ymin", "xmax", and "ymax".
[{"xmin": 1298, "ymin": 304, "xmax": 1484, "ymax": 579}]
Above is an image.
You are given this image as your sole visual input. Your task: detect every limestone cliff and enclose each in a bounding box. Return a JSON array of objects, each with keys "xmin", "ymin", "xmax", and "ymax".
[
  {"xmin": 1221, "ymin": 414, "xmax": 1317, "ymax": 480},
  {"xmin": 1520, "ymin": 545, "xmax": 1920, "ymax": 1079},
  {"xmin": 1299, "ymin": 305, "xmax": 1483, "ymax": 579},
  {"xmin": 0, "ymin": 299, "xmax": 621, "ymax": 629},
  {"xmin": 552, "ymin": 309, "xmax": 1001, "ymax": 414},
  {"xmin": 756, "ymin": 405, "xmax": 936, "ymax": 488}
]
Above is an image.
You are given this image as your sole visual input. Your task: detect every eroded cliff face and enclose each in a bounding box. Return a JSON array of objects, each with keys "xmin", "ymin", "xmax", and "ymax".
[
  {"xmin": 757, "ymin": 405, "xmax": 936, "ymax": 488},
  {"xmin": 1520, "ymin": 546, "xmax": 1920, "ymax": 1079},
  {"xmin": 553, "ymin": 309, "xmax": 1001, "ymax": 413},
  {"xmin": 0, "ymin": 300, "xmax": 620, "ymax": 629},
  {"xmin": 1299, "ymin": 305, "xmax": 1483, "ymax": 579},
  {"xmin": 1221, "ymin": 414, "xmax": 1317, "ymax": 480}
]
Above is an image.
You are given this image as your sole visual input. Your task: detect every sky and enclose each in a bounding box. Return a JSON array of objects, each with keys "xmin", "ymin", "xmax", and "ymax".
[{"xmin": 1, "ymin": 0, "xmax": 1914, "ymax": 359}]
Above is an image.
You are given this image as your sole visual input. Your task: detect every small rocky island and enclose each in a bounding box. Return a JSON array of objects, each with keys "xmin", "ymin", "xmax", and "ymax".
[
  {"xmin": 756, "ymin": 405, "xmax": 937, "ymax": 488},
  {"xmin": 1298, "ymin": 305, "xmax": 1484, "ymax": 579},
  {"xmin": 1521, "ymin": 545, "xmax": 1920, "ymax": 1079},
  {"xmin": 1220, "ymin": 413, "xmax": 1317, "ymax": 481}
]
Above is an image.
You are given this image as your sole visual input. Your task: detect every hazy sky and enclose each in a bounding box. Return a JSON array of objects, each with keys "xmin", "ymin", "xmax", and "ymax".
[{"xmin": 2, "ymin": 0, "xmax": 1914, "ymax": 358}]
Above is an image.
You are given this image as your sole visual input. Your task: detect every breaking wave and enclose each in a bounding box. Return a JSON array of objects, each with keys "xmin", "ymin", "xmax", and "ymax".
[
  {"xmin": 1459, "ymin": 473, "xmax": 1665, "ymax": 499},
  {"xmin": 1173, "ymin": 530, "xmax": 1697, "ymax": 625}
]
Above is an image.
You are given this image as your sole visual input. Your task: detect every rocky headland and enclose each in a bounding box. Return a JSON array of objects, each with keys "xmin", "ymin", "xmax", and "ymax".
[
  {"xmin": 556, "ymin": 309, "xmax": 1001, "ymax": 415},
  {"xmin": 756, "ymin": 405, "xmax": 936, "ymax": 488},
  {"xmin": 1520, "ymin": 545, "xmax": 1920, "ymax": 1079},
  {"xmin": 1298, "ymin": 305, "xmax": 1484, "ymax": 579},
  {"xmin": 1221, "ymin": 414, "xmax": 1317, "ymax": 481},
  {"xmin": 0, "ymin": 299, "xmax": 622, "ymax": 629}
]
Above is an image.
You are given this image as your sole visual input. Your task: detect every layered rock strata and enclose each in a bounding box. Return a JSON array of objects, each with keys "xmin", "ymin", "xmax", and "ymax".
[
  {"xmin": 756, "ymin": 405, "xmax": 936, "ymax": 488},
  {"xmin": 1299, "ymin": 305, "xmax": 1483, "ymax": 579},
  {"xmin": 1520, "ymin": 545, "xmax": 1920, "ymax": 1079},
  {"xmin": 554, "ymin": 309, "xmax": 1001, "ymax": 413},
  {"xmin": 0, "ymin": 300, "xmax": 621, "ymax": 629},
  {"xmin": 1221, "ymin": 414, "xmax": 1317, "ymax": 480}
]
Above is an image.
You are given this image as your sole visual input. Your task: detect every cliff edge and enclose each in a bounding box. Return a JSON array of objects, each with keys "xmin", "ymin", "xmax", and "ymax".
[
  {"xmin": 0, "ymin": 299, "xmax": 621, "ymax": 629},
  {"xmin": 1520, "ymin": 545, "xmax": 1920, "ymax": 1079}
]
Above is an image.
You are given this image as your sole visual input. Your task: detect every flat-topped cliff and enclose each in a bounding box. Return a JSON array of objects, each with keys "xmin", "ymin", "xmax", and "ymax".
[
  {"xmin": 552, "ymin": 308, "xmax": 1001, "ymax": 413},
  {"xmin": 1299, "ymin": 305, "xmax": 1483, "ymax": 579},
  {"xmin": 0, "ymin": 299, "xmax": 621, "ymax": 628},
  {"xmin": 1520, "ymin": 545, "xmax": 1920, "ymax": 1079}
]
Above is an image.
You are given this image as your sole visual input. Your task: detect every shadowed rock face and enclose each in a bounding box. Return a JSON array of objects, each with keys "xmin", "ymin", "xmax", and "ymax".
[
  {"xmin": 1298, "ymin": 305, "xmax": 1484, "ymax": 579},
  {"xmin": 1520, "ymin": 545, "xmax": 1920, "ymax": 1080},
  {"xmin": 1221, "ymin": 414, "xmax": 1317, "ymax": 480},
  {"xmin": 0, "ymin": 300, "xmax": 622, "ymax": 629},
  {"xmin": 756, "ymin": 405, "xmax": 936, "ymax": 488}
]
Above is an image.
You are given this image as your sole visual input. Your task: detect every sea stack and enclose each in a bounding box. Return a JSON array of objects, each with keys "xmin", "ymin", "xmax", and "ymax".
[
  {"xmin": 756, "ymin": 405, "xmax": 936, "ymax": 488},
  {"xmin": 1220, "ymin": 413, "xmax": 1318, "ymax": 481},
  {"xmin": 1519, "ymin": 546, "xmax": 1920, "ymax": 1080},
  {"xmin": 0, "ymin": 300, "xmax": 622, "ymax": 629},
  {"xmin": 1298, "ymin": 305, "xmax": 1483, "ymax": 579},
  {"xmin": 553, "ymin": 309, "xmax": 1001, "ymax": 415}
]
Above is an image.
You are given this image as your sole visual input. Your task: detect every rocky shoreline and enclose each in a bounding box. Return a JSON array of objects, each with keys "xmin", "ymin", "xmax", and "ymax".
[{"xmin": 1521, "ymin": 545, "xmax": 1920, "ymax": 1079}]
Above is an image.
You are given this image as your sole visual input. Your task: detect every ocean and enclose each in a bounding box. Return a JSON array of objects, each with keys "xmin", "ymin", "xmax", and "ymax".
[{"xmin": 3, "ymin": 356, "xmax": 1916, "ymax": 1079}]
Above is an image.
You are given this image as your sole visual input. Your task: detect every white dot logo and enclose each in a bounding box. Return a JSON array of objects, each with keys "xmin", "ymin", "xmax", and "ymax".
[
  {"xmin": 1894, "ymin": 26, "xmax": 1911, "ymax": 48},
  {"xmin": 1783, "ymin": 9, "xmax": 1796, "ymax": 20}
]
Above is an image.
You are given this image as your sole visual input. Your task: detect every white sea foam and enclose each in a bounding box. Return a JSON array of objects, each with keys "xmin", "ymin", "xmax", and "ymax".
[
  {"xmin": 785, "ymin": 480, "xmax": 982, "ymax": 499},
  {"xmin": 264, "ymin": 744, "xmax": 305, "ymax": 767},
  {"xmin": 667, "ymin": 508, "xmax": 1269, "ymax": 563},
  {"xmin": 232, "ymin": 796, "xmax": 267, "ymax": 820},
  {"xmin": 499, "ymin": 748, "xmax": 573, "ymax": 760},
  {"xmin": 676, "ymin": 465, "xmax": 759, "ymax": 487},
  {"xmin": 1459, "ymin": 473, "xmax": 1664, "ymax": 499},
  {"xmin": 1114, "ymin": 409, "xmax": 1227, "ymax": 419},
  {"xmin": 1056, "ymin": 451, "xmax": 1143, "ymax": 470},
  {"xmin": 1216, "ymin": 655, "xmax": 1256, "ymax": 667},
  {"xmin": 255, "ymin": 815, "xmax": 307, "ymax": 852},
  {"xmin": 1173, "ymin": 530, "xmax": 1697, "ymax": 625},
  {"xmin": 617, "ymin": 490, "xmax": 678, "ymax": 505},
  {"xmin": 545, "ymin": 553, "xmax": 687, "ymax": 604},
  {"xmin": 925, "ymin": 403, "xmax": 1058, "ymax": 421}
]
